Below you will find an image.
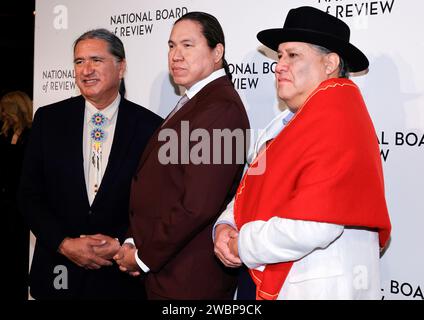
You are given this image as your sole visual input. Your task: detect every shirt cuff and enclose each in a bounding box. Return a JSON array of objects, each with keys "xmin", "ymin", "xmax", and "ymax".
[
  {"xmin": 124, "ymin": 238, "xmax": 150, "ymax": 273},
  {"xmin": 135, "ymin": 250, "xmax": 150, "ymax": 273},
  {"xmin": 124, "ymin": 238, "xmax": 135, "ymax": 245},
  {"xmin": 238, "ymin": 224, "xmax": 265, "ymax": 271}
]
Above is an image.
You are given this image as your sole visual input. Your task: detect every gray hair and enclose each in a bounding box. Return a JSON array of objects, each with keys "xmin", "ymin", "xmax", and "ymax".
[
  {"xmin": 310, "ymin": 44, "xmax": 350, "ymax": 78},
  {"xmin": 73, "ymin": 28, "xmax": 125, "ymax": 62}
]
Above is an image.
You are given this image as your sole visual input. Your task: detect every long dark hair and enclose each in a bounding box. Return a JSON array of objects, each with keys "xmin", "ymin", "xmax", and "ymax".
[{"xmin": 175, "ymin": 12, "xmax": 232, "ymax": 81}]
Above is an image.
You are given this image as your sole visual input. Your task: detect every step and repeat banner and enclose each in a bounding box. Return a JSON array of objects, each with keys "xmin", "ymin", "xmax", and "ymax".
[{"xmin": 33, "ymin": 0, "xmax": 423, "ymax": 299}]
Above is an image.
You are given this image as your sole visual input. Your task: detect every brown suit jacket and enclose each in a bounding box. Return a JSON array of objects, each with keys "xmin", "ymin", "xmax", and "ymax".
[{"xmin": 129, "ymin": 76, "xmax": 250, "ymax": 299}]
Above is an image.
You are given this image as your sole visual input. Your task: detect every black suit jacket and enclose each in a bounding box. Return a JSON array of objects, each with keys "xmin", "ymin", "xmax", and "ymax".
[
  {"xmin": 19, "ymin": 95, "xmax": 162, "ymax": 299},
  {"xmin": 130, "ymin": 76, "xmax": 250, "ymax": 299}
]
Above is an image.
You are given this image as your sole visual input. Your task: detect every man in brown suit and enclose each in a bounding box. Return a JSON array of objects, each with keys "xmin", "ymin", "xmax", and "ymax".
[{"xmin": 114, "ymin": 12, "xmax": 250, "ymax": 299}]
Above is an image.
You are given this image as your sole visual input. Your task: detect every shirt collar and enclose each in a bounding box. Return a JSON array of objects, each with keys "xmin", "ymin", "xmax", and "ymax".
[
  {"xmin": 183, "ymin": 68, "xmax": 226, "ymax": 99},
  {"xmin": 282, "ymin": 110, "xmax": 295, "ymax": 125},
  {"xmin": 264, "ymin": 108, "xmax": 294, "ymax": 136},
  {"xmin": 85, "ymin": 94, "xmax": 121, "ymax": 123}
]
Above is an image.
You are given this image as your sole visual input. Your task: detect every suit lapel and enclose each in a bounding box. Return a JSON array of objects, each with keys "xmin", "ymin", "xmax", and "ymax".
[
  {"xmin": 136, "ymin": 92, "xmax": 202, "ymax": 173},
  {"xmin": 65, "ymin": 96, "xmax": 89, "ymax": 205},
  {"xmin": 162, "ymin": 94, "xmax": 197, "ymax": 129},
  {"xmin": 136, "ymin": 76, "xmax": 229, "ymax": 173},
  {"xmin": 135, "ymin": 126, "xmax": 160, "ymax": 172},
  {"xmin": 163, "ymin": 76, "xmax": 229, "ymax": 130}
]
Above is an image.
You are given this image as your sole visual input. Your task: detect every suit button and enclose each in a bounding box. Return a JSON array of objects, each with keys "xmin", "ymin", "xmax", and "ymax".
[{"xmin": 88, "ymin": 210, "xmax": 93, "ymax": 215}]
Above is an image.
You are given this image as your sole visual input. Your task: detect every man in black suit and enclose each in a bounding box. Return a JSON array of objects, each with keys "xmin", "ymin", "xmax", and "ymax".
[{"xmin": 19, "ymin": 29, "xmax": 162, "ymax": 299}]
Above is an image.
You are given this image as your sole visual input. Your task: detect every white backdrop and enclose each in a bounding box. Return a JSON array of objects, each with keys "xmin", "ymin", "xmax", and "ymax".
[{"xmin": 33, "ymin": 0, "xmax": 423, "ymax": 299}]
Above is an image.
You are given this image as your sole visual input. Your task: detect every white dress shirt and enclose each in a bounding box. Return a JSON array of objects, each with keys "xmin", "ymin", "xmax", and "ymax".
[{"xmin": 83, "ymin": 94, "xmax": 120, "ymax": 205}]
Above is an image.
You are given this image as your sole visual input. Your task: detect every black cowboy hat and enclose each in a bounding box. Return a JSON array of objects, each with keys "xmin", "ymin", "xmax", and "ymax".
[{"xmin": 257, "ymin": 6, "xmax": 369, "ymax": 72}]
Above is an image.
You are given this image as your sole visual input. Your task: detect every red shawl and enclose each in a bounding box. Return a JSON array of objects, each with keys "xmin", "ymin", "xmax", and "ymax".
[{"xmin": 234, "ymin": 78, "xmax": 391, "ymax": 300}]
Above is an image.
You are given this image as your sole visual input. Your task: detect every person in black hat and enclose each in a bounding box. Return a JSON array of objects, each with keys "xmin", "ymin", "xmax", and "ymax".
[{"xmin": 214, "ymin": 6, "xmax": 391, "ymax": 299}]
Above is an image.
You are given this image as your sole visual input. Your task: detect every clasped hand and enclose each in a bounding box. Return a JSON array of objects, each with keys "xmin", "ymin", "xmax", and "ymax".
[
  {"xmin": 58, "ymin": 234, "xmax": 120, "ymax": 270},
  {"xmin": 213, "ymin": 224, "xmax": 242, "ymax": 268},
  {"xmin": 113, "ymin": 243, "xmax": 141, "ymax": 277}
]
